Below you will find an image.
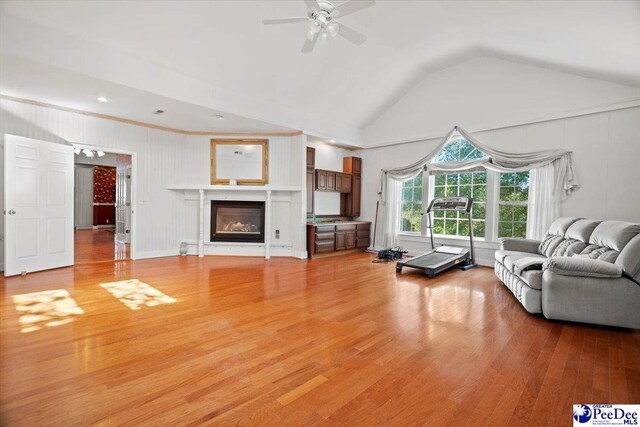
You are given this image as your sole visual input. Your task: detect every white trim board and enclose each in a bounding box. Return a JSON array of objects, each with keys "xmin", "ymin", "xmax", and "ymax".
[{"xmin": 364, "ymin": 100, "xmax": 640, "ymax": 149}]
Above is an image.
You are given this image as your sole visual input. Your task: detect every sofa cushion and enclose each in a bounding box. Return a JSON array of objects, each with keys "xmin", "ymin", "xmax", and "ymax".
[
  {"xmin": 538, "ymin": 234, "xmax": 565, "ymax": 257},
  {"xmin": 495, "ymin": 250, "xmax": 530, "ymax": 264},
  {"xmin": 551, "ymin": 239, "xmax": 587, "ymax": 257},
  {"xmin": 565, "ymin": 219, "xmax": 601, "ymax": 242},
  {"xmin": 547, "ymin": 217, "xmax": 582, "ymax": 236},
  {"xmin": 504, "ymin": 253, "xmax": 545, "ymax": 273},
  {"xmin": 575, "ymin": 246, "xmax": 620, "ymax": 263},
  {"xmin": 520, "ymin": 270, "xmax": 543, "ymax": 290},
  {"xmin": 589, "ymin": 221, "xmax": 640, "ymax": 252},
  {"xmin": 616, "ymin": 234, "xmax": 640, "ymax": 282}
]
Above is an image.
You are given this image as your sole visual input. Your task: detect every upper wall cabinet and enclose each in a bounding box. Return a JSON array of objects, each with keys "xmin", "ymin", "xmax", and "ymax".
[{"xmin": 341, "ymin": 157, "xmax": 362, "ymax": 217}]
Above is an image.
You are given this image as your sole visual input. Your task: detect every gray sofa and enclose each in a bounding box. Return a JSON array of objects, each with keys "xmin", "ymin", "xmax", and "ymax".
[{"xmin": 495, "ymin": 217, "xmax": 640, "ymax": 329}]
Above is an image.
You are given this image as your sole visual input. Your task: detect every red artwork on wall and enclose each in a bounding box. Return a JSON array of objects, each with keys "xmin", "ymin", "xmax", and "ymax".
[
  {"xmin": 93, "ymin": 166, "xmax": 116, "ymax": 226},
  {"xmin": 93, "ymin": 166, "xmax": 116, "ymax": 203}
]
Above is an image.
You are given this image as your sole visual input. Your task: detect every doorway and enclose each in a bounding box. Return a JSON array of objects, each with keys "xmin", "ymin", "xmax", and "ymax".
[{"xmin": 73, "ymin": 148, "xmax": 132, "ymax": 263}]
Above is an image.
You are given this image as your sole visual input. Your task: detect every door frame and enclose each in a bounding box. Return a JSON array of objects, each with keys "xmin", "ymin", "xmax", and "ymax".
[{"xmin": 72, "ymin": 143, "xmax": 138, "ymax": 260}]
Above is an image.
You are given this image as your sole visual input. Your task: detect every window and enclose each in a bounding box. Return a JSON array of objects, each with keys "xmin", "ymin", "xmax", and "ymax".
[
  {"xmin": 431, "ymin": 139, "xmax": 487, "ymax": 238},
  {"xmin": 432, "ymin": 171, "xmax": 486, "ymax": 238},
  {"xmin": 400, "ymin": 175, "xmax": 422, "ymax": 232},
  {"xmin": 396, "ymin": 138, "xmax": 530, "ymax": 241},
  {"xmin": 498, "ymin": 172, "xmax": 530, "ymax": 238}
]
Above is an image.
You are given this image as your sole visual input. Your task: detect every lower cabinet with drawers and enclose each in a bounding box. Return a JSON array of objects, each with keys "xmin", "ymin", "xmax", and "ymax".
[{"xmin": 307, "ymin": 222, "xmax": 371, "ymax": 258}]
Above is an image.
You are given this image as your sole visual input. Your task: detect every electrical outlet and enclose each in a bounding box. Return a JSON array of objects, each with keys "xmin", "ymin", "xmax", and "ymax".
[{"xmin": 275, "ymin": 230, "xmax": 280, "ymax": 239}]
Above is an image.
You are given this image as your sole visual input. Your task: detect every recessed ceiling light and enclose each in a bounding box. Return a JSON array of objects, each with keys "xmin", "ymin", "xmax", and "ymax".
[
  {"xmin": 97, "ymin": 96, "xmax": 108, "ymax": 103},
  {"xmin": 212, "ymin": 114, "xmax": 225, "ymax": 120},
  {"xmin": 329, "ymin": 139, "xmax": 336, "ymax": 143}
]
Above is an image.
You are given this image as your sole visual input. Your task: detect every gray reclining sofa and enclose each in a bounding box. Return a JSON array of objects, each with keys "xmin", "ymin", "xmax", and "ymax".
[{"xmin": 495, "ymin": 217, "xmax": 640, "ymax": 329}]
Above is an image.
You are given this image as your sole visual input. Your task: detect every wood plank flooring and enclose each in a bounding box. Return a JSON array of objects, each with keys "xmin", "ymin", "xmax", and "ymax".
[
  {"xmin": 74, "ymin": 229, "xmax": 129, "ymax": 264},
  {"xmin": 1, "ymin": 253, "xmax": 638, "ymax": 426}
]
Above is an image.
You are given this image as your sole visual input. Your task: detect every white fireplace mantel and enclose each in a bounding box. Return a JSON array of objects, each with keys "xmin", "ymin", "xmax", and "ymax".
[{"xmin": 167, "ymin": 184, "xmax": 303, "ymax": 259}]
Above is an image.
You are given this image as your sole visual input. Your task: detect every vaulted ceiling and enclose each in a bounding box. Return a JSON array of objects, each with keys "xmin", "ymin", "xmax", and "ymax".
[{"xmin": 1, "ymin": 1, "xmax": 639, "ymax": 146}]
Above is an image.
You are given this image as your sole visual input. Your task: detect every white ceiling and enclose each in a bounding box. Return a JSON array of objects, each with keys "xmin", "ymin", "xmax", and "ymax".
[
  {"xmin": 1, "ymin": 0, "xmax": 639, "ymax": 146},
  {"xmin": 0, "ymin": 55, "xmax": 294, "ymax": 134}
]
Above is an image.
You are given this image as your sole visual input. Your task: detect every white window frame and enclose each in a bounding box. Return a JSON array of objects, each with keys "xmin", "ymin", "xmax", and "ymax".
[{"xmin": 398, "ymin": 170, "xmax": 503, "ymax": 242}]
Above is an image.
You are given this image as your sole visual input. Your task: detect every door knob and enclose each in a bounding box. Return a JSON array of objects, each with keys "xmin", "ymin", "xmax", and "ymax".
[{"xmin": 8, "ymin": 209, "xmax": 16, "ymax": 215}]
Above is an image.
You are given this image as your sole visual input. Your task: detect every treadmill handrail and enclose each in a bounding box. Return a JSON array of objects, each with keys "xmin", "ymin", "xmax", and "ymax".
[{"xmin": 422, "ymin": 196, "xmax": 475, "ymax": 263}]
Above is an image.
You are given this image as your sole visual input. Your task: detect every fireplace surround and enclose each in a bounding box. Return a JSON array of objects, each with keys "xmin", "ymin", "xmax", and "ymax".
[{"xmin": 210, "ymin": 200, "xmax": 265, "ymax": 243}]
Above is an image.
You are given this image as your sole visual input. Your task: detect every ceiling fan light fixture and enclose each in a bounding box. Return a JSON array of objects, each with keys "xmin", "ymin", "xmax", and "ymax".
[
  {"xmin": 326, "ymin": 21, "xmax": 339, "ymax": 37},
  {"xmin": 317, "ymin": 31, "xmax": 329, "ymax": 45}
]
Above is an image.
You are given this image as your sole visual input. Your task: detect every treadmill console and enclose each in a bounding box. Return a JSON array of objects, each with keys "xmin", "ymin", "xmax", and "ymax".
[{"xmin": 427, "ymin": 197, "xmax": 473, "ymax": 213}]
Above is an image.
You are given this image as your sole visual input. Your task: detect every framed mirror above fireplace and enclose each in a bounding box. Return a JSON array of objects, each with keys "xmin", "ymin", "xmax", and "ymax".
[
  {"xmin": 210, "ymin": 200, "xmax": 265, "ymax": 243},
  {"xmin": 210, "ymin": 139, "xmax": 268, "ymax": 185}
]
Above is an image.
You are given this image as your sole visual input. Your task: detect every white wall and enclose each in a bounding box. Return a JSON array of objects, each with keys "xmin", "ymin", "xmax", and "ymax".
[
  {"xmin": 0, "ymin": 98, "xmax": 308, "ymax": 260},
  {"xmin": 307, "ymin": 141, "xmax": 353, "ymax": 216},
  {"xmin": 360, "ymin": 106, "xmax": 640, "ymax": 265},
  {"xmin": 364, "ymin": 57, "xmax": 640, "ymax": 147},
  {"xmin": 0, "ymin": 98, "xmax": 190, "ymax": 259}
]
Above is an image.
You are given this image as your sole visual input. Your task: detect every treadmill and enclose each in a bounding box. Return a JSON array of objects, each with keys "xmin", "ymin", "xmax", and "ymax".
[{"xmin": 396, "ymin": 196, "xmax": 477, "ymax": 278}]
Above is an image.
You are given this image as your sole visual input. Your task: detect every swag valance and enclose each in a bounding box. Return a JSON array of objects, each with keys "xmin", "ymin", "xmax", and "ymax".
[
  {"xmin": 377, "ymin": 126, "xmax": 581, "ymax": 246},
  {"xmin": 379, "ymin": 126, "xmax": 579, "ymax": 202}
]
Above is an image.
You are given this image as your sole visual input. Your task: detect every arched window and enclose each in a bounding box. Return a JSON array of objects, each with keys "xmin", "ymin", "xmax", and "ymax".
[
  {"xmin": 432, "ymin": 138, "xmax": 487, "ymax": 238},
  {"xmin": 400, "ymin": 138, "xmax": 530, "ymax": 239}
]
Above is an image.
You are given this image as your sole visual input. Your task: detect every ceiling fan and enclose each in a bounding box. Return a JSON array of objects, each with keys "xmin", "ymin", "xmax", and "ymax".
[{"xmin": 262, "ymin": 0, "xmax": 375, "ymax": 52}]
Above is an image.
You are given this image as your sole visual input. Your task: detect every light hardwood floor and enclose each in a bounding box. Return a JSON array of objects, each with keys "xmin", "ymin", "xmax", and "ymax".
[
  {"xmin": 1, "ymin": 253, "xmax": 638, "ymax": 425},
  {"xmin": 74, "ymin": 229, "xmax": 129, "ymax": 263}
]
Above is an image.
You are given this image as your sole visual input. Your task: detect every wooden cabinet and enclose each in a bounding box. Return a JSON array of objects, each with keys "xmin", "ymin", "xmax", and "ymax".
[
  {"xmin": 343, "ymin": 156, "xmax": 361, "ymax": 175},
  {"xmin": 306, "ymin": 147, "xmax": 315, "ymax": 214},
  {"xmin": 335, "ymin": 173, "xmax": 352, "ymax": 193},
  {"xmin": 307, "ymin": 222, "xmax": 371, "ymax": 258},
  {"xmin": 306, "ymin": 147, "xmax": 315, "ymax": 169},
  {"xmin": 306, "ymin": 169, "xmax": 314, "ymax": 214},
  {"xmin": 316, "ymin": 170, "xmax": 327, "ymax": 190},
  {"xmin": 341, "ymin": 157, "xmax": 362, "ymax": 217},
  {"xmin": 315, "ymin": 170, "xmax": 336, "ymax": 191},
  {"xmin": 326, "ymin": 172, "xmax": 335, "ymax": 191}
]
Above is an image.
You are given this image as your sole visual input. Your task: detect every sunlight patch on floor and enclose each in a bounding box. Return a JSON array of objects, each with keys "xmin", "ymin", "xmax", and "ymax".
[
  {"xmin": 100, "ymin": 279, "xmax": 176, "ymax": 310},
  {"xmin": 11, "ymin": 290, "xmax": 84, "ymax": 333}
]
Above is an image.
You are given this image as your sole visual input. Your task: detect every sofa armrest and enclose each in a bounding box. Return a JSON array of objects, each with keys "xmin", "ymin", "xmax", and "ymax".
[
  {"xmin": 501, "ymin": 238, "xmax": 541, "ymax": 254},
  {"xmin": 543, "ymin": 257, "xmax": 623, "ymax": 278}
]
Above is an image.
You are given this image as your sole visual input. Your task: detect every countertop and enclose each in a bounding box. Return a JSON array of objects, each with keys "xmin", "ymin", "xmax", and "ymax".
[{"xmin": 307, "ymin": 220, "xmax": 371, "ymax": 226}]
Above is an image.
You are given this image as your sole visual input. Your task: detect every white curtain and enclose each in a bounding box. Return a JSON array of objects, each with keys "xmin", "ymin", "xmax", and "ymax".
[
  {"xmin": 381, "ymin": 177, "xmax": 402, "ymax": 248},
  {"xmin": 526, "ymin": 164, "xmax": 558, "ymax": 240},
  {"xmin": 377, "ymin": 126, "xmax": 580, "ymax": 247}
]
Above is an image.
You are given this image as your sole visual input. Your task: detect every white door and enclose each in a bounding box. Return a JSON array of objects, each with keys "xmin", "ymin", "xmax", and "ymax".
[
  {"xmin": 115, "ymin": 167, "xmax": 131, "ymax": 244},
  {"xmin": 4, "ymin": 135, "xmax": 74, "ymax": 276}
]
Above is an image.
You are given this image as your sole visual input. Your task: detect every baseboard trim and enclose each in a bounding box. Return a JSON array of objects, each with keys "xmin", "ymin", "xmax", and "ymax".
[{"xmin": 133, "ymin": 249, "xmax": 178, "ymax": 260}]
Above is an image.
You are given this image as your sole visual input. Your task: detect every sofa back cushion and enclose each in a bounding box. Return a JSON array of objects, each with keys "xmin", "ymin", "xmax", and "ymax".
[
  {"xmin": 565, "ymin": 220, "xmax": 601, "ymax": 242},
  {"xmin": 538, "ymin": 217, "xmax": 582, "ymax": 257},
  {"xmin": 615, "ymin": 234, "xmax": 640, "ymax": 282},
  {"xmin": 589, "ymin": 221, "xmax": 640, "ymax": 252},
  {"xmin": 547, "ymin": 217, "xmax": 582, "ymax": 236}
]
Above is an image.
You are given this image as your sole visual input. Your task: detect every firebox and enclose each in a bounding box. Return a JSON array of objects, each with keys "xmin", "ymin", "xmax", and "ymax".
[{"xmin": 210, "ymin": 200, "xmax": 265, "ymax": 243}]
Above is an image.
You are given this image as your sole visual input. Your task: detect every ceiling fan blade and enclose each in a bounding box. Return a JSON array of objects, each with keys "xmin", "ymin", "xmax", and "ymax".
[
  {"xmin": 332, "ymin": 0, "xmax": 375, "ymax": 18},
  {"xmin": 304, "ymin": 0, "xmax": 321, "ymax": 13},
  {"xmin": 337, "ymin": 23, "xmax": 367, "ymax": 45},
  {"xmin": 262, "ymin": 17, "xmax": 309, "ymax": 25},
  {"xmin": 302, "ymin": 32, "xmax": 319, "ymax": 53}
]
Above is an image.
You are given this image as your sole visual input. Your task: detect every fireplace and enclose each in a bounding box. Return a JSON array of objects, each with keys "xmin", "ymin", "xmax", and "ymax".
[{"xmin": 210, "ymin": 200, "xmax": 265, "ymax": 243}]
